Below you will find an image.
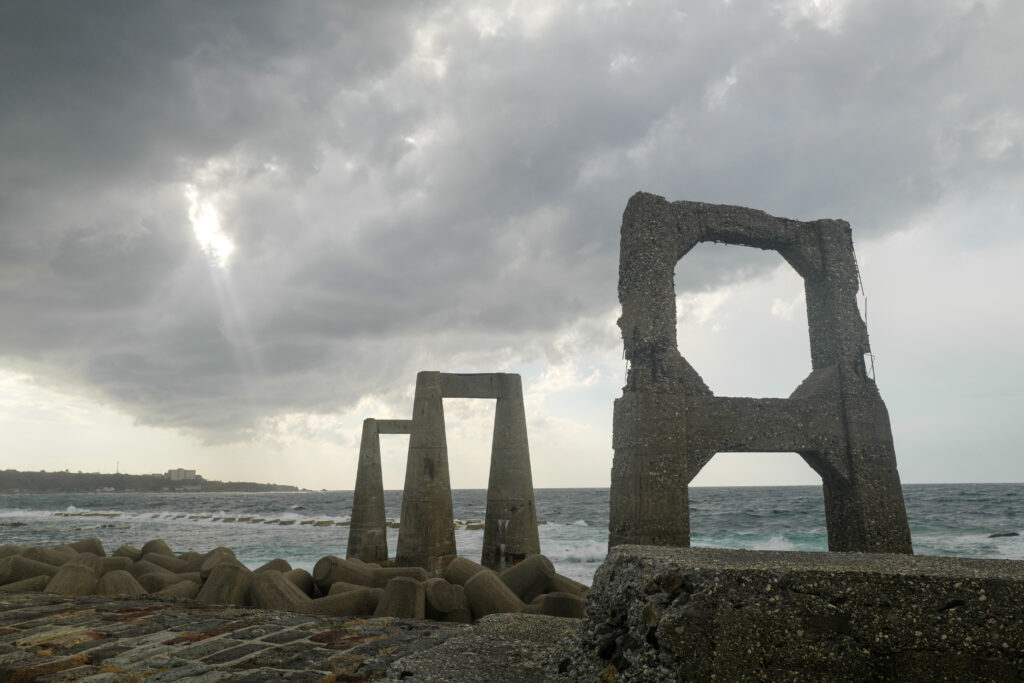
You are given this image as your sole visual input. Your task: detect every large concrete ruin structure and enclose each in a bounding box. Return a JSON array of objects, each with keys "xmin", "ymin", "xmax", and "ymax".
[
  {"xmin": 347, "ymin": 418, "xmax": 412, "ymax": 564},
  {"xmin": 395, "ymin": 371, "xmax": 540, "ymax": 572},
  {"xmin": 610, "ymin": 192, "xmax": 913, "ymax": 554}
]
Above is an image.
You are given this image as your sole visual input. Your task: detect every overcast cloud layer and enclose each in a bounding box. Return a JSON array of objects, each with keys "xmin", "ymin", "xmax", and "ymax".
[{"xmin": 1, "ymin": 0, "xmax": 1022, "ymax": 488}]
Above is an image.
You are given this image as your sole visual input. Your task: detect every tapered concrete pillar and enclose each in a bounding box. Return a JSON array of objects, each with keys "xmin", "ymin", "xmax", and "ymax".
[
  {"xmin": 348, "ymin": 418, "xmax": 413, "ymax": 564},
  {"xmin": 482, "ymin": 374, "xmax": 540, "ymax": 570},
  {"xmin": 347, "ymin": 419, "xmax": 388, "ymax": 564},
  {"xmin": 395, "ymin": 371, "xmax": 457, "ymax": 572}
]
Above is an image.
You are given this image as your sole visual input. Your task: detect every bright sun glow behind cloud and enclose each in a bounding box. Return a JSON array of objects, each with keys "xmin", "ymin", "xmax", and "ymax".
[{"xmin": 185, "ymin": 185, "xmax": 234, "ymax": 269}]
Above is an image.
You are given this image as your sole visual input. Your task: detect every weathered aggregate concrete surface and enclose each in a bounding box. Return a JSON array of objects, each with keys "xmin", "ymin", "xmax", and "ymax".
[
  {"xmin": 612, "ymin": 192, "xmax": 912, "ymax": 554},
  {"xmin": 560, "ymin": 546, "xmax": 1024, "ymax": 682},
  {"xmin": 0, "ymin": 593, "xmax": 570, "ymax": 681}
]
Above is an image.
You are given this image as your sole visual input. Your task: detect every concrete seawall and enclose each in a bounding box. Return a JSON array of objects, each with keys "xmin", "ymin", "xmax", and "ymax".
[{"xmin": 560, "ymin": 546, "xmax": 1024, "ymax": 681}]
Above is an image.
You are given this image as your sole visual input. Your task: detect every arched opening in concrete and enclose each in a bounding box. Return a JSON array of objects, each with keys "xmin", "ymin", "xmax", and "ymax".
[
  {"xmin": 674, "ymin": 242, "xmax": 811, "ymax": 398},
  {"xmin": 689, "ymin": 452, "xmax": 826, "ymax": 552}
]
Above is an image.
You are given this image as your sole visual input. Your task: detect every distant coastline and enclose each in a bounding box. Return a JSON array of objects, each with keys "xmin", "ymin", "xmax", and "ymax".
[{"xmin": 0, "ymin": 469, "xmax": 300, "ymax": 494}]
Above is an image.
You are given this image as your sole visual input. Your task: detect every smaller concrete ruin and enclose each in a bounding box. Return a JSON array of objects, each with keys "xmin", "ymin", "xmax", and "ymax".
[
  {"xmin": 347, "ymin": 418, "xmax": 412, "ymax": 564},
  {"xmin": 393, "ymin": 371, "xmax": 540, "ymax": 572},
  {"xmin": 611, "ymin": 192, "xmax": 912, "ymax": 554}
]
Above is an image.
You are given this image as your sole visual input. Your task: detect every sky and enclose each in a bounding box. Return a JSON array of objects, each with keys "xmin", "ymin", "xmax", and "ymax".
[{"xmin": 1, "ymin": 0, "xmax": 1022, "ymax": 491}]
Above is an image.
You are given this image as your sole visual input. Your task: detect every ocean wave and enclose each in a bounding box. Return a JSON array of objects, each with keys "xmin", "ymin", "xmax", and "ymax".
[{"xmin": 540, "ymin": 539, "xmax": 608, "ymax": 564}]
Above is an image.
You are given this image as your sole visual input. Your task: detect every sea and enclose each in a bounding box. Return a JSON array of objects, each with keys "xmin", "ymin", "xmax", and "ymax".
[{"xmin": 2, "ymin": 484, "xmax": 1023, "ymax": 586}]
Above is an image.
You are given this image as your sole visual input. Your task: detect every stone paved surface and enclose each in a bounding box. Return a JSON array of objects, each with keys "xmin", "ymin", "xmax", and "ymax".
[{"xmin": 0, "ymin": 592, "xmax": 566, "ymax": 681}]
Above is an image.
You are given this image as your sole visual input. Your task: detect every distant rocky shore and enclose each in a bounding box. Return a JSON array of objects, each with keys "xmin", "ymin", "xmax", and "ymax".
[{"xmin": 0, "ymin": 469, "xmax": 298, "ymax": 494}]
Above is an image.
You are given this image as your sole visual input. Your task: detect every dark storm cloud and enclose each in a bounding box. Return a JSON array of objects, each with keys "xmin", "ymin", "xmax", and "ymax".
[{"xmin": 1, "ymin": 0, "xmax": 1021, "ymax": 440}]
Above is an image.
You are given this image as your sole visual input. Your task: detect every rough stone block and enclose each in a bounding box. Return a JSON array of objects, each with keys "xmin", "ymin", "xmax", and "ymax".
[
  {"xmin": 564, "ymin": 546, "xmax": 1024, "ymax": 681},
  {"xmin": 21, "ymin": 546, "xmax": 74, "ymax": 567},
  {"xmin": 198, "ymin": 549, "xmax": 241, "ymax": 579},
  {"xmin": 45, "ymin": 564, "xmax": 97, "ymax": 596},
  {"xmin": 423, "ymin": 577, "xmax": 457, "ymax": 620},
  {"xmin": 0, "ymin": 575, "xmax": 50, "ymax": 593},
  {"xmin": 373, "ymin": 577, "xmax": 426, "ymax": 619},
  {"xmin": 2, "ymin": 555, "xmax": 61, "ymax": 584},
  {"xmin": 140, "ymin": 539, "xmax": 175, "ymax": 557},
  {"xmin": 67, "ymin": 537, "xmax": 106, "ymax": 557},
  {"xmin": 112, "ymin": 545, "xmax": 142, "ymax": 562},
  {"xmin": 283, "ymin": 568, "xmax": 315, "ymax": 596},
  {"xmin": 373, "ymin": 566, "xmax": 428, "ymax": 587},
  {"xmin": 156, "ymin": 579, "xmax": 201, "ymax": 599},
  {"xmin": 127, "ymin": 559, "xmax": 177, "ymax": 580},
  {"xmin": 445, "ymin": 556, "xmax": 487, "ymax": 586},
  {"xmin": 304, "ymin": 587, "xmax": 383, "ymax": 616},
  {"xmin": 65, "ymin": 552, "xmax": 104, "ymax": 577},
  {"xmin": 312, "ymin": 555, "xmax": 376, "ymax": 592},
  {"xmin": 250, "ymin": 570, "xmax": 312, "ymax": 612},
  {"xmin": 254, "ymin": 558, "xmax": 292, "ymax": 574},
  {"xmin": 196, "ymin": 562, "xmax": 252, "ymax": 606},
  {"xmin": 94, "ymin": 570, "xmax": 147, "ymax": 596},
  {"xmin": 499, "ymin": 554, "xmax": 554, "ymax": 602},
  {"xmin": 101, "ymin": 556, "xmax": 134, "ymax": 575},
  {"xmin": 138, "ymin": 572, "xmax": 185, "ymax": 593},
  {"xmin": 443, "ymin": 584, "xmax": 473, "ymax": 624},
  {"xmin": 327, "ymin": 580, "xmax": 368, "ymax": 596},
  {"xmin": 0, "ymin": 545, "xmax": 24, "ymax": 560},
  {"xmin": 142, "ymin": 552, "xmax": 188, "ymax": 573},
  {"xmin": 464, "ymin": 569, "xmax": 525, "ymax": 620}
]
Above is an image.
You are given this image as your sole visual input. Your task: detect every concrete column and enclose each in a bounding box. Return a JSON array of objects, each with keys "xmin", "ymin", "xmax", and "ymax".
[
  {"xmin": 482, "ymin": 373, "xmax": 540, "ymax": 570},
  {"xmin": 395, "ymin": 371, "xmax": 457, "ymax": 572},
  {"xmin": 347, "ymin": 419, "xmax": 389, "ymax": 564}
]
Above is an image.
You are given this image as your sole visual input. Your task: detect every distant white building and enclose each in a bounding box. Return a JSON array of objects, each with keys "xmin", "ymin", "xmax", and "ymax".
[{"xmin": 166, "ymin": 468, "xmax": 197, "ymax": 481}]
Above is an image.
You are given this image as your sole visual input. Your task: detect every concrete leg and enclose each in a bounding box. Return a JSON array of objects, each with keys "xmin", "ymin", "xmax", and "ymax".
[
  {"xmin": 396, "ymin": 371, "xmax": 457, "ymax": 572},
  {"xmin": 347, "ymin": 418, "xmax": 389, "ymax": 564},
  {"xmin": 482, "ymin": 374, "xmax": 540, "ymax": 570}
]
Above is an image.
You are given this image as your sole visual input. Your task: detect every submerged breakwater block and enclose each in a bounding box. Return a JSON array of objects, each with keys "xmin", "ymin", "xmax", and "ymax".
[{"xmin": 564, "ymin": 546, "xmax": 1024, "ymax": 681}]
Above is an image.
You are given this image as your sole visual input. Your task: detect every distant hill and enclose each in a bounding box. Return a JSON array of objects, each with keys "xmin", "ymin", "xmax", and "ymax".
[{"xmin": 0, "ymin": 469, "xmax": 299, "ymax": 493}]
